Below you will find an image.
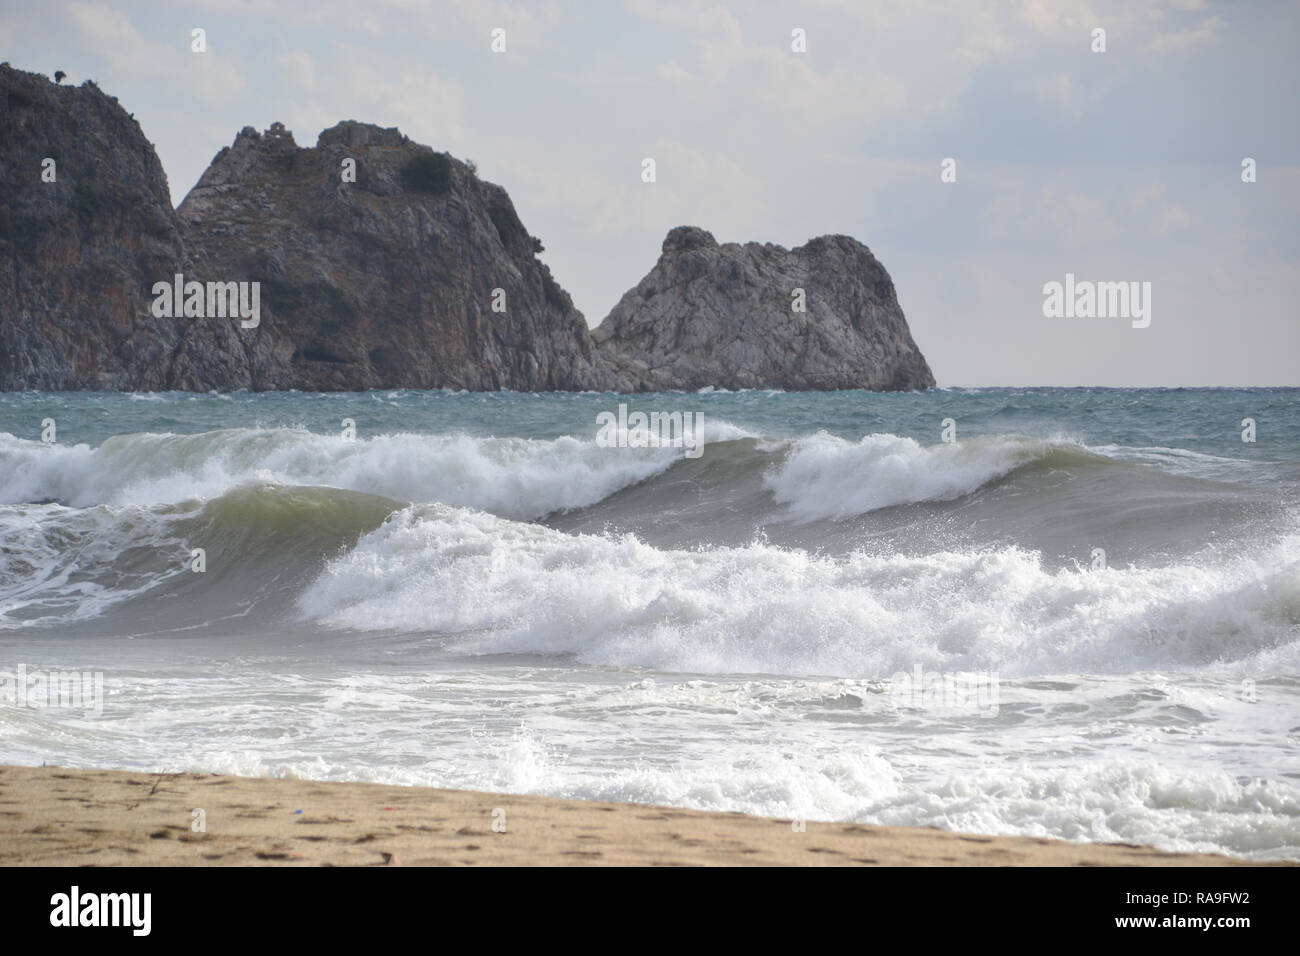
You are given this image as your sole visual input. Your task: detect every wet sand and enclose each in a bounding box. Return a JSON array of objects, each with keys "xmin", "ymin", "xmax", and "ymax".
[{"xmin": 0, "ymin": 764, "xmax": 1270, "ymax": 866}]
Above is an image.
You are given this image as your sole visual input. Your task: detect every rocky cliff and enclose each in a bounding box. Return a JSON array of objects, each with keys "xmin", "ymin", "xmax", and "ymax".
[
  {"xmin": 594, "ymin": 226, "xmax": 935, "ymax": 391},
  {"xmin": 0, "ymin": 65, "xmax": 604, "ymax": 391},
  {"xmin": 176, "ymin": 120, "xmax": 606, "ymax": 390},
  {"xmin": 0, "ymin": 63, "xmax": 226, "ymax": 389},
  {"xmin": 0, "ymin": 65, "xmax": 934, "ymax": 393}
]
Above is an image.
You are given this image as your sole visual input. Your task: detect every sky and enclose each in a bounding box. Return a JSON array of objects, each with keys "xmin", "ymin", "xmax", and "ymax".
[{"xmin": 2, "ymin": 0, "xmax": 1296, "ymax": 386}]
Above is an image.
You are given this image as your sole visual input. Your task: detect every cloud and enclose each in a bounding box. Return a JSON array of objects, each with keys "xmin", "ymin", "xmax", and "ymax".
[
  {"xmin": 194, "ymin": 0, "xmax": 566, "ymax": 49},
  {"xmin": 65, "ymin": 1, "xmax": 154, "ymax": 70},
  {"xmin": 1143, "ymin": 15, "xmax": 1222, "ymax": 54},
  {"xmin": 1150, "ymin": 203, "xmax": 1193, "ymax": 235},
  {"xmin": 65, "ymin": 2, "xmax": 247, "ymax": 106},
  {"xmin": 1034, "ymin": 72, "xmax": 1084, "ymax": 119},
  {"xmin": 275, "ymin": 50, "xmax": 316, "ymax": 91},
  {"xmin": 274, "ymin": 43, "xmax": 466, "ymax": 149}
]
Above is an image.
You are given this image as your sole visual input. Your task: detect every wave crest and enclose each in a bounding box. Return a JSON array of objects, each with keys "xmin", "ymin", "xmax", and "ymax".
[
  {"xmin": 299, "ymin": 504, "xmax": 1300, "ymax": 677},
  {"xmin": 0, "ymin": 426, "xmax": 734, "ymax": 518},
  {"xmin": 764, "ymin": 432, "xmax": 1107, "ymax": 521}
]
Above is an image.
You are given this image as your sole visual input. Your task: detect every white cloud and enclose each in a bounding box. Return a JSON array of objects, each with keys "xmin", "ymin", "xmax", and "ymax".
[
  {"xmin": 65, "ymin": 1, "xmax": 155, "ymax": 70},
  {"xmin": 1142, "ymin": 14, "xmax": 1223, "ymax": 54},
  {"xmin": 275, "ymin": 50, "xmax": 316, "ymax": 91},
  {"xmin": 65, "ymin": 2, "xmax": 247, "ymax": 106},
  {"xmin": 1150, "ymin": 203, "xmax": 1193, "ymax": 235}
]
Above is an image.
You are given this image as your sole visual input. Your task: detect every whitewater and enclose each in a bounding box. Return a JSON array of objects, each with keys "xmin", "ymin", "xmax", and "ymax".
[{"xmin": 1, "ymin": 387, "xmax": 1297, "ymax": 859}]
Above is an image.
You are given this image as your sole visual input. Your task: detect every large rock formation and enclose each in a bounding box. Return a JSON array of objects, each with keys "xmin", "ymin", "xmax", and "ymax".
[
  {"xmin": 176, "ymin": 120, "xmax": 606, "ymax": 390},
  {"xmin": 0, "ymin": 66, "xmax": 934, "ymax": 393},
  {"xmin": 0, "ymin": 65, "xmax": 605, "ymax": 391},
  {"xmin": 0, "ymin": 64, "xmax": 227, "ymax": 390},
  {"xmin": 594, "ymin": 226, "xmax": 935, "ymax": 391}
]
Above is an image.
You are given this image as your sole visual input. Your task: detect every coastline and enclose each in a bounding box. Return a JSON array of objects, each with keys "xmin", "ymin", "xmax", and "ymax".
[{"xmin": 0, "ymin": 765, "xmax": 1275, "ymax": 867}]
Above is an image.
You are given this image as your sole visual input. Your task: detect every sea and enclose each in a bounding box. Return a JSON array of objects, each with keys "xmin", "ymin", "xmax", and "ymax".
[{"xmin": 1, "ymin": 386, "xmax": 1297, "ymax": 860}]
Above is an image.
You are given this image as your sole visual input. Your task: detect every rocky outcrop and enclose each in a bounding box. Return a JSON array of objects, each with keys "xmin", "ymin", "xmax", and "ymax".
[
  {"xmin": 0, "ymin": 64, "xmax": 218, "ymax": 390},
  {"xmin": 176, "ymin": 120, "xmax": 606, "ymax": 390},
  {"xmin": 0, "ymin": 66, "xmax": 934, "ymax": 393},
  {"xmin": 594, "ymin": 226, "xmax": 934, "ymax": 391},
  {"xmin": 0, "ymin": 65, "xmax": 605, "ymax": 391}
]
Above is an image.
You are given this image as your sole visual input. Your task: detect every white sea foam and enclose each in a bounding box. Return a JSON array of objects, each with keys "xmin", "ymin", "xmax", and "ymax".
[
  {"xmin": 7, "ymin": 666, "xmax": 1295, "ymax": 860},
  {"xmin": 0, "ymin": 424, "xmax": 745, "ymax": 518},
  {"xmin": 763, "ymin": 432, "xmax": 1081, "ymax": 521},
  {"xmin": 0, "ymin": 503, "xmax": 193, "ymax": 629},
  {"xmin": 298, "ymin": 504, "xmax": 1300, "ymax": 677}
]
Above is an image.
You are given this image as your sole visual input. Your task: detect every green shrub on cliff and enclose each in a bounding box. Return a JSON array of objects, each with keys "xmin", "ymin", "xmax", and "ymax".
[{"xmin": 400, "ymin": 152, "xmax": 452, "ymax": 195}]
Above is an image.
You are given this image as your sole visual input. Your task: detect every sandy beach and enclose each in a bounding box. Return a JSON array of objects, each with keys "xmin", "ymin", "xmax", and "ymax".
[{"xmin": 0, "ymin": 764, "xmax": 1272, "ymax": 867}]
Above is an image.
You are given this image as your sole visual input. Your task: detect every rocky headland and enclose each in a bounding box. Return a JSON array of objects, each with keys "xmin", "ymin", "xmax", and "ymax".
[{"xmin": 0, "ymin": 65, "xmax": 933, "ymax": 393}]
